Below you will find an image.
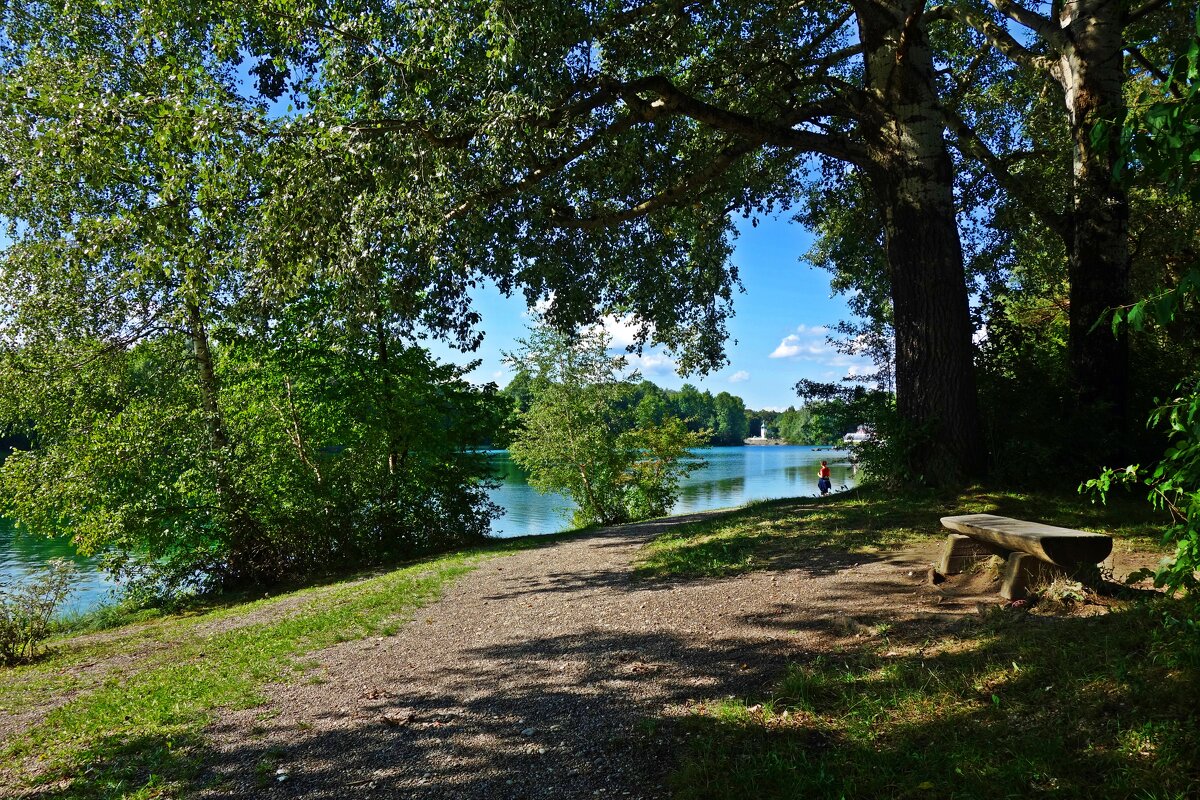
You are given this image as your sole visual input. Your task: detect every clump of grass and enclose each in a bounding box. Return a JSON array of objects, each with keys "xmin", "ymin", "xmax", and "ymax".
[{"xmin": 669, "ymin": 598, "xmax": 1200, "ymax": 799}]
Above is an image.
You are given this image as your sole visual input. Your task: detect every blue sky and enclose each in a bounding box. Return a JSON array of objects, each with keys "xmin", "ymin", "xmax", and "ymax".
[{"xmin": 430, "ymin": 214, "xmax": 874, "ymax": 411}]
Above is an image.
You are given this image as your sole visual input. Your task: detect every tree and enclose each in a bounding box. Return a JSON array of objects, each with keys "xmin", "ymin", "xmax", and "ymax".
[
  {"xmin": 99, "ymin": 0, "xmax": 983, "ymax": 483},
  {"xmin": 712, "ymin": 391, "xmax": 750, "ymax": 445},
  {"xmin": 939, "ymin": 0, "xmax": 1192, "ymax": 460},
  {"xmin": 0, "ymin": 2, "xmax": 507, "ymax": 596},
  {"xmin": 1086, "ymin": 20, "xmax": 1200, "ymax": 595},
  {"xmin": 505, "ymin": 325, "xmax": 705, "ymax": 527}
]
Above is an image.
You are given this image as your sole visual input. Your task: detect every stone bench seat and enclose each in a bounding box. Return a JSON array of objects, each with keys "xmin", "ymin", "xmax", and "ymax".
[
  {"xmin": 940, "ymin": 514, "xmax": 1113, "ymax": 567},
  {"xmin": 936, "ymin": 513, "xmax": 1113, "ymax": 600}
]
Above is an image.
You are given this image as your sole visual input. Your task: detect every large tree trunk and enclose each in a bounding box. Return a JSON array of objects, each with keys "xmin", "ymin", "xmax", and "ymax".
[
  {"xmin": 1058, "ymin": 0, "xmax": 1130, "ymax": 460},
  {"xmin": 857, "ymin": 0, "xmax": 986, "ymax": 483}
]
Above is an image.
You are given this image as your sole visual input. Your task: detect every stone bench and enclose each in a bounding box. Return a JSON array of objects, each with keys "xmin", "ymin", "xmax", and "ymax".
[{"xmin": 937, "ymin": 514, "xmax": 1113, "ymax": 600}]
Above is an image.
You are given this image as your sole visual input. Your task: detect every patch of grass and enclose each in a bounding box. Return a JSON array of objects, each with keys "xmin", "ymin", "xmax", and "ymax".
[
  {"xmin": 636, "ymin": 486, "xmax": 1168, "ymax": 579},
  {"xmin": 0, "ymin": 535, "xmax": 549, "ymax": 798},
  {"xmin": 670, "ymin": 598, "xmax": 1200, "ymax": 799}
]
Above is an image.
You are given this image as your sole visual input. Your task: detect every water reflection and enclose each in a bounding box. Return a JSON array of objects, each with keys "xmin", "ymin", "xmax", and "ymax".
[{"xmin": 488, "ymin": 445, "xmax": 856, "ymax": 538}]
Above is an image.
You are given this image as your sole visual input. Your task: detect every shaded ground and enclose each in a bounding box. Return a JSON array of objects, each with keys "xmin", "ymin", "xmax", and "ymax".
[{"xmin": 196, "ymin": 510, "xmax": 1006, "ymax": 799}]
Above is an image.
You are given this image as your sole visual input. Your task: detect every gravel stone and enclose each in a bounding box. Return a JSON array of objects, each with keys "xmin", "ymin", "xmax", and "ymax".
[{"xmin": 186, "ymin": 510, "xmax": 998, "ymax": 798}]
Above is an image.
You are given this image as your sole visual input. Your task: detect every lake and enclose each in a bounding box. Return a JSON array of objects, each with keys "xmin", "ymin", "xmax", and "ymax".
[
  {"xmin": 488, "ymin": 444, "xmax": 856, "ymax": 536},
  {"xmin": 0, "ymin": 445, "xmax": 855, "ymax": 611},
  {"xmin": 0, "ymin": 519, "xmax": 117, "ymax": 615}
]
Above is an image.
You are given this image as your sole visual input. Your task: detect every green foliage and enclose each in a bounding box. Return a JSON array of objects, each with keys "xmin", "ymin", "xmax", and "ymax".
[
  {"xmin": 789, "ymin": 380, "xmax": 917, "ymax": 484},
  {"xmin": 0, "ymin": 316, "xmax": 506, "ymax": 599},
  {"xmin": 0, "ymin": 559, "xmax": 79, "ymax": 664},
  {"xmin": 0, "ymin": 0, "xmax": 514, "ymax": 599},
  {"xmin": 1085, "ymin": 19, "xmax": 1200, "ymax": 597},
  {"xmin": 506, "ymin": 324, "xmax": 706, "ymax": 527}
]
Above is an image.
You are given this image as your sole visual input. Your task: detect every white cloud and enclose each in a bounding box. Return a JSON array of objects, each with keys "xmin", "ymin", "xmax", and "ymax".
[
  {"xmin": 625, "ymin": 351, "xmax": 677, "ymax": 377},
  {"xmin": 769, "ymin": 335, "xmax": 802, "ymax": 359},
  {"xmin": 769, "ymin": 330, "xmax": 829, "ymax": 359},
  {"xmin": 600, "ymin": 313, "xmax": 645, "ymax": 348},
  {"xmin": 729, "ymin": 370, "xmax": 750, "ymax": 383},
  {"xmin": 528, "ymin": 292, "xmax": 555, "ymax": 317}
]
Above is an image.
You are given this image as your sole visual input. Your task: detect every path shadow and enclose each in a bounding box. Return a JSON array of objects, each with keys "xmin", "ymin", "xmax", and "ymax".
[{"xmin": 188, "ymin": 628, "xmax": 813, "ymax": 799}]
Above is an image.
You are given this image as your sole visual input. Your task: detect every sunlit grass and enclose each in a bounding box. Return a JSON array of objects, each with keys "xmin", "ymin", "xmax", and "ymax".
[
  {"xmin": 636, "ymin": 486, "xmax": 1168, "ymax": 579},
  {"xmin": 667, "ymin": 599, "xmax": 1200, "ymax": 799},
  {"xmin": 636, "ymin": 484, "xmax": 1192, "ymax": 799}
]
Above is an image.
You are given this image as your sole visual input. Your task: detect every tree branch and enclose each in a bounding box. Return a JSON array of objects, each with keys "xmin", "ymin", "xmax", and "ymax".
[
  {"xmin": 932, "ymin": 3, "xmax": 1060, "ymax": 74},
  {"xmin": 443, "ymin": 108, "xmax": 655, "ymax": 223},
  {"xmin": 546, "ymin": 137, "xmax": 760, "ymax": 229},
  {"xmin": 943, "ymin": 104, "xmax": 1069, "ymax": 238},
  {"xmin": 1127, "ymin": 0, "xmax": 1168, "ymax": 24},
  {"xmin": 623, "ymin": 75, "xmax": 869, "ymax": 163},
  {"xmin": 986, "ymin": 0, "xmax": 1064, "ymax": 47},
  {"xmin": 1127, "ymin": 45, "xmax": 1186, "ymax": 98}
]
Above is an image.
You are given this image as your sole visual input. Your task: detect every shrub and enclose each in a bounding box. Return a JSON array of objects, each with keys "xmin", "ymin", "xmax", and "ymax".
[{"xmin": 0, "ymin": 558, "xmax": 79, "ymax": 664}]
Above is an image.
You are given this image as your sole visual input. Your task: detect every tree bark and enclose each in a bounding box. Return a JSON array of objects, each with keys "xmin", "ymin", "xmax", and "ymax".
[
  {"xmin": 186, "ymin": 296, "xmax": 263, "ymax": 581},
  {"xmin": 1058, "ymin": 0, "xmax": 1130, "ymax": 458},
  {"xmin": 857, "ymin": 0, "xmax": 986, "ymax": 482}
]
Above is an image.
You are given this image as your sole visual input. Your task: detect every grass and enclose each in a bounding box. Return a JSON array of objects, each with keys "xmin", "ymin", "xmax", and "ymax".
[
  {"xmin": 667, "ymin": 599, "xmax": 1200, "ymax": 799},
  {"xmin": 0, "ymin": 535, "xmax": 552, "ymax": 799},
  {"xmin": 632, "ymin": 485, "xmax": 1197, "ymax": 800},
  {"xmin": 636, "ymin": 485, "xmax": 1168, "ymax": 579}
]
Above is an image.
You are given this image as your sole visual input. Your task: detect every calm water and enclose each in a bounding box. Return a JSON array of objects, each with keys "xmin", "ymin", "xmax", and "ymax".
[
  {"xmin": 488, "ymin": 444, "xmax": 856, "ymax": 537},
  {"xmin": 0, "ymin": 445, "xmax": 855, "ymax": 611},
  {"xmin": 0, "ymin": 519, "xmax": 117, "ymax": 614}
]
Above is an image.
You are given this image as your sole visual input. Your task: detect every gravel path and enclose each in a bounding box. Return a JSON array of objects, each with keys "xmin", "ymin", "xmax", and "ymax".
[{"xmin": 198, "ymin": 511, "xmax": 986, "ymax": 799}]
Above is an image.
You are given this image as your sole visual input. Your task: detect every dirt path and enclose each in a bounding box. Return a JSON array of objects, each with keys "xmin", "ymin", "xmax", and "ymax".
[{"xmin": 198, "ymin": 512, "xmax": 993, "ymax": 799}]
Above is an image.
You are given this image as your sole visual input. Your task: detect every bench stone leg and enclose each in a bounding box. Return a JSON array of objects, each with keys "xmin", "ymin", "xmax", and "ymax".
[
  {"xmin": 1000, "ymin": 552, "xmax": 1068, "ymax": 600},
  {"xmin": 937, "ymin": 534, "xmax": 1008, "ymax": 576}
]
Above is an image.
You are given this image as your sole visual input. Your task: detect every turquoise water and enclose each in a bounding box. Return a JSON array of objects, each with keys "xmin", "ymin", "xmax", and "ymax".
[
  {"xmin": 488, "ymin": 444, "xmax": 856, "ymax": 537},
  {"xmin": 0, "ymin": 519, "xmax": 117, "ymax": 614},
  {"xmin": 0, "ymin": 445, "xmax": 855, "ymax": 611}
]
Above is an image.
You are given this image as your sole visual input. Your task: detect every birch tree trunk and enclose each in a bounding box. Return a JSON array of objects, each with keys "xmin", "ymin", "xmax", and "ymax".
[
  {"xmin": 1059, "ymin": 0, "xmax": 1130, "ymax": 454},
  {"xmin": 857, "ymin": 0, "xmax": 986, "ymax": 482},
  {"xmin": 185, "ymin": 294, "xmax": 262, "ymax": 580}
]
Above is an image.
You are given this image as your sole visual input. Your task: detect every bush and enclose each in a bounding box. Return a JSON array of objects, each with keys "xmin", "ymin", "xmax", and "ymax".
[{"xmin": 0, "ymin": 558, "xmax": 78, "ymax": 664}]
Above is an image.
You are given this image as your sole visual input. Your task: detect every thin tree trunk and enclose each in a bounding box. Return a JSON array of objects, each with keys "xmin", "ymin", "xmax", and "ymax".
[
  {"xmin": 186, "ymin": 296, "xmax": 261, "ymax": 580},
  {"xmin": 374, "ymin": 314, "xmax": 401, "ymax": 477},
  {"xmin": 857, "ymin": 0, "xmax": 986, "ymax": 483}
]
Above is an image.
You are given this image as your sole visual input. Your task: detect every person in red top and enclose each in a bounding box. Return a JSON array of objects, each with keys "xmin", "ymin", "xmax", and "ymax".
[{"xmin": 817, "ymin": 460, "xmax": 832, "ymax": 496}]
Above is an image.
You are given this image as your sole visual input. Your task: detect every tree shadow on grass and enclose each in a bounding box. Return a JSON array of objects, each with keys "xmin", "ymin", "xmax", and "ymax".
[
  {"xmin": 188, "ymin": 628, "xmax": 817, "ymax": 799},
  {"xmin": 668, "ymin": 602, "xmax": 1200, "ymax": 800}
]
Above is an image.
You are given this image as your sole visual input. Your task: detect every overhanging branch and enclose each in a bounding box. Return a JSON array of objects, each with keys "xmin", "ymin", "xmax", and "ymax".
[
  {"xmin": 943, "ymin": 104, "xmax": 1069, "ymax": 238},
  {"xmin": 547, "ymin": 137, "xmax": 761, "ymax": 229}
]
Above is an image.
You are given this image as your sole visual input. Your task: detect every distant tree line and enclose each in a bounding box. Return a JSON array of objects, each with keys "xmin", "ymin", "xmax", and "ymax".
[{"xmin": 502, "ymin": 375, "xmax": 751, "ymax": 448}]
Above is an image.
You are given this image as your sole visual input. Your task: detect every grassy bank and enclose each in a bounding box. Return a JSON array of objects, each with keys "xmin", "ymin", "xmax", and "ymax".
[
  {"xmin": 0, "ymin": 536, "xmax": 548, "ymax": 799},
  {"xmin": 634, "ymin": 487, "xmax": 1199, "ymax": 800},
  {"xmin": 636, "ymin": 486, "xmax": 1167, "ymax": 579}
]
